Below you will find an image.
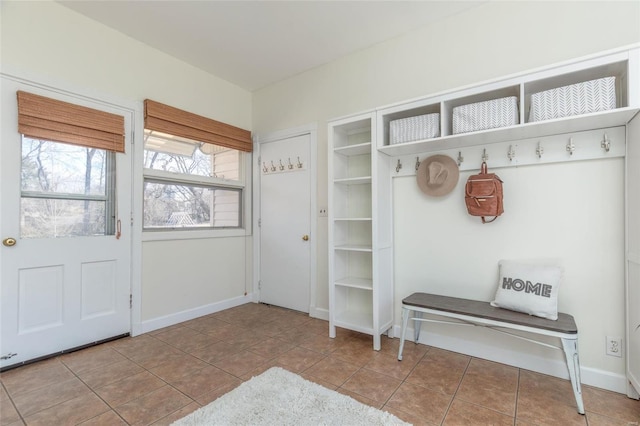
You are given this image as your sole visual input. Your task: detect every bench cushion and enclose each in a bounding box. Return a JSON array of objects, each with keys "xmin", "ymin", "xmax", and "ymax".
[{"xmin": 402, "ymin": 292, "xmax": 577, "ymax": 334}]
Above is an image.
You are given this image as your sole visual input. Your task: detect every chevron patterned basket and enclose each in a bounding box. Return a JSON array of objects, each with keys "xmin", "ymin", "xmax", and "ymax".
[
  {"xmin": 452, "ymin": 96, "xmax": 519, "ymax": 134},
  {"xmin": 529, "ymin": 77, "xmax": 616, "ymax": 122},
  {"xmin": 390, "ymin": 113, "xmax": 440, "ymax": 144}
]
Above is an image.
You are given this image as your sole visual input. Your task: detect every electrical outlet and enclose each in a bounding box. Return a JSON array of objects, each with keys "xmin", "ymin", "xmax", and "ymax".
[
  {"xmin": 319, "ymin": 208, "xmax": 328, "ymax": 217},
  {"xmin": 605, "ymin": 336, "xmax": 622, "ymax": 357}
]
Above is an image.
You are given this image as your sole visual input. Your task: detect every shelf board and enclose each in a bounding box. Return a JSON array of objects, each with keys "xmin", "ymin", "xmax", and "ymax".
[
  {"xmin": 333, "ymin": 176, "xmax": 372, "ymax": 185},
  {"xmin": 334, "ymin": 244, "xmax": 373, "ymax": 252},
  {"xmin": 378, "ymin": 107, "xmax": 639, "ymax": 156},
  {"xmin": 334, "ymin": 142, "xmax": 371, "ymax": 156},
  {"xmin": 334, "ymin": 217, "xmax": 372, "ymax": 221},
  {"xmin": 334, "ymin": 310, "xmax": 373, "ymax": 334},
  {"xmin": 335, "ymin": 277, "xmax": 373, "ymax": 290}
]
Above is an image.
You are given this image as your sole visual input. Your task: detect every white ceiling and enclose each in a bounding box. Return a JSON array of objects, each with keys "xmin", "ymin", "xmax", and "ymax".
[{"xmin": 58, "ymin": 1, "xmax": 484, "ymax": 92}]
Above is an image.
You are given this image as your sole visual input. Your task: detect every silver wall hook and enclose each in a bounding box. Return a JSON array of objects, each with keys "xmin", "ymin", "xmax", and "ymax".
[
  {"xmin": 396, "ymin": 159, "xmax": 402, "ymax": 173},
  {"xmin": 536, "ymin": 141, "xmax": 544, "ymax": 159},
  {"xmin": 482, "ymin": 148, "xmax": 489, "ymax": 162},
  {"xmin": 279, "ymin": 159, "xmax": 285, "ymax": 171},
  {"xmin": 288, "ymin": 157, "xmax": 294, "ymax": 169},
  {"xmin": 601, "ymin": 133, "xmax": 611, "ymax": 152},
  {"xmin": 457, "ymin": 151, "xmax": 464, "ymax": 166},
  {"xmin": 415, "ymin": 157, "xmax": 420, "ymax": 171},
  {"xmin": 270, "ymin": 160, "xmax": 276, "ymax": 171},
  {"xmin": 566, "ymin": 137, "xmax": 576, "ymax": 155},
  {"xmin": 508, "ymin": 145, "xmax": 516, "ymax": 162},
  {"xmin": 263, "ymin": 162, "xmax": 268, "ymax": 173},
  {"xmin": 296, "ymin": 156, "xmax": 303, "ymax": 168}
]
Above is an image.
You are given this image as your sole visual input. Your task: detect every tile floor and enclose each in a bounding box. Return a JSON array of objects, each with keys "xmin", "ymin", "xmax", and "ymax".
[{"xmin": 1, "ymin": 302, "xmax": 639, "ymax": 425}]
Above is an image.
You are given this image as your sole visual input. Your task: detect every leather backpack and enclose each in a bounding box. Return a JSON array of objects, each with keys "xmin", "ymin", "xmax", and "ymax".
[{"xmin": 464, "ymin": 161, "xmax": 504, "ymax": 223}]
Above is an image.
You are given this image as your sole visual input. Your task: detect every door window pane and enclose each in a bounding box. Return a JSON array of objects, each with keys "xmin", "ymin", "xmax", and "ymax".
[
  {"xmin": 21, "ymin": 138, "xmax": 107, "ymax": 195},
  {"xmin": 20, "ymin": 137, "xmax": 115, "ymax": 238},
  {"xmin": 20, "ymin": 199, "xmax": 107, "ymax": 238}
]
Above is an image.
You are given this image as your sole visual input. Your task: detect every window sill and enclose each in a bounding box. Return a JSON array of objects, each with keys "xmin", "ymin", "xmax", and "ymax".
[{"xmin": 142, "ymin": 228, "xmax": 250, "ymax": 242}]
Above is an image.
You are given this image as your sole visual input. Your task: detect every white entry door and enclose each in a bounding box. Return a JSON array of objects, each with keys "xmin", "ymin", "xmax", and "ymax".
[
  {"xmin": 259, "ymin": 134, "xmax": 311, "ymax": 313},
  {"xmin": 0, "ymin": 79, "xmax": 132, "ymax": 369}
]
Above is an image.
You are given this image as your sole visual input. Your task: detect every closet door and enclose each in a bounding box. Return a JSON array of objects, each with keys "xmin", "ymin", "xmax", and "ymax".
[{"xmin": 627, "ymin": 112, "xmax": 640, "ymax": 398}]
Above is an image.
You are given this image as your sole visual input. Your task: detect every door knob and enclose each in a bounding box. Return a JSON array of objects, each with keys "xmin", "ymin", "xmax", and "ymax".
[
  {"xmin": 302, "ymin": 235, "xmax": 309, "ymax": 241},
  {"xmin": 3, "ymin": 237, "xmax": 16, "ymax": 247}
]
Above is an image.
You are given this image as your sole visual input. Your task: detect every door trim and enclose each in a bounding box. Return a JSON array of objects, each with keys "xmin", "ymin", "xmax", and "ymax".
[
  {"xmin": 0, "ymin": 70, "xmax": 142, "ymax": 338},
  {"xmin": 253, "ymin": 123, "xmax": 318, "ymax": 316}
]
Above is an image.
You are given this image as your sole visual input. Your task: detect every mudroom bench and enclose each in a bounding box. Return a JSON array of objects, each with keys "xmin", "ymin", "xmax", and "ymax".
[{"xmin": 397, "ymin": 292, "xmax": 584, "ymax": 414}]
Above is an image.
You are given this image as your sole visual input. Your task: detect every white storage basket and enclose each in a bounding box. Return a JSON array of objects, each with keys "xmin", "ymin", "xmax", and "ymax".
[
  {"xmin": 452, "ymin": 96, "xmax": 519, "ymax": 134},
  {"xmin": 390, "ymin": 113, "xmax": 440, "ymax": 144},
  {"xmin": 529, "ymin": 76, "xmax": 616, "ymax": 122}
]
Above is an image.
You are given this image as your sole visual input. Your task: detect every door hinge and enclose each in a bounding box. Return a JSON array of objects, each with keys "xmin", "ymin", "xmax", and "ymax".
[
  {"xmin": 257, "ymin": 156, "xmax": 261, "ymax": 166},
  {"xmin": 129, "ymin": 294, "xmax": 132, "ymax": 309},
  {"xmin": 258, "ymin": 280, "xmax": 261, "ymax": 290},
  {"xmin": 258, "ymin": 218, "xmax": 261, "ymax": 227},
  {"xmin": 1, "ymin": 353, "xmax": 17, "ymax": 360},
  {"xmin": 130, "ymin": 213, "xmax": 134, "ymax": 226}
]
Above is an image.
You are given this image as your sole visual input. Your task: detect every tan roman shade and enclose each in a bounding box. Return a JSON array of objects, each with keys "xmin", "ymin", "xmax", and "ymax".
[
  {"xmin": 17, "ymin": 91, "xmax": 125, "ymax": 153},
  {"xmin": 144, "ymin": 99, "xmax": 252, "ymax": 153}
]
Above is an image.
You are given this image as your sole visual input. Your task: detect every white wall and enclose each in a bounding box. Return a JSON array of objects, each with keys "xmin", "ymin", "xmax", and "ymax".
[
  {"xmin": 1, "ymin": 1, "xmax": 254, "ymax": 329},
  {"xmin": 252, "ymin": 1, "xmax": 640, "ymax": 390}
]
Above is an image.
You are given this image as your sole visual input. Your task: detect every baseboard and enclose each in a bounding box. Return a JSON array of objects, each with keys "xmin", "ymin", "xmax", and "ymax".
[
  {"xmin": 140, "ymin": 293, "xmax": 254, "ymax": 334},
  {"xmin": 310, "ymin": 306, "xmax": 329, "ymax": 321},
  {"xmin": 392, "ymin": 324, "xmax": 629, "ymax": 394}
]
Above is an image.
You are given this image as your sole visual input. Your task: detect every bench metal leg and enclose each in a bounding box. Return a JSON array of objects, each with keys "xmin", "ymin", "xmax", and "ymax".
[
  {"xmin": 398, "ymin": 307, "xmax": 410, "ymax": 361},
  {"xmin": 414, "ymin": 311, "xmax": 423, "ymax": 342},
  {"xmin": 561, "ymin": 337, "xmax": 585, "ymax": 415}
]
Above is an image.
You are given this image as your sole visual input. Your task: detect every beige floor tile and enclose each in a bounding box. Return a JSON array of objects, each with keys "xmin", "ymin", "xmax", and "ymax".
[
  {"xmin": 12, "ymin": 377, "xmax": 89, "ymax": 417},
  {"xmin": 94, "ymin": 371, "xmax": 165, "ymax": 407},
  {"xmin": 170, "ymin": 365, "xmax": 242, "ymax": 399},
  {"xmin": 22, "ymin": 391, "xmax": 110, "ymax": 426},
  {"xmin": 583, "ymin": 385, "xmax": 640, "ymax": 424},
  {"xmin": 115, "ymin": 385, "xmax": 192, "ymax": 426},
  {"xmin": 341, "ymin": 368, "xmax": 402, "ymax": 403},
  {"xmin": 151, "ymin": 402, "xmax": 200, "ymax": 425},
  {"xmin": 213, "ymin": 349, "xmax": 270, "ymax": 377},
  {"xmin": 271, "ymin": 346, "xmax": 325, "ymax": 373},
  {"xmin": 188, "ymin": 340, "xmax": 244, "ymax": 364},
  {"xmin": 78, "ymin": 410, "xmax": 128, "ymax": 425},
  {"xmin": 443, "ymin": 399, "xmax": 514, "ymax": 426},
  {"xmin": 0, "ymin": 397, "xmax": 21, "ymax": 424},
  {"xmin": 364, "ymin": 351, "xmax": 420, "ymax": 381},
  {"xmin": 303, "ymin": 355, "xmax": 360, "ymax": 387},
  {"xmin": 78, "ymin": 359, "xmax": 144, "ymax": 389},
  {"xmin": 148, "ymin": 354, "xmax": 209, "ymax": 383},
  {"xmin": 153, "ymin": 327, "xmax": 219, "ymax": 352},
  {"xmin": 405, "ymin": 348, "xmax": 470, "ymax": 395},
  {"xmin": 0, "ymin": 358, "xmax": 74, "ymax": 397},
  {"xmin": 247, "ymin": 336, "xmax": 295, "ymax": 359},
  {"xmin": 454, "ymin": 358, "xmax": 518, "ymax": 416},
  {"xmin": 60, "ymin": 346, "xmax": 126, "ymax": 375},
  {"xmin": 385, "ymin": 381, "xmax": 452, "ymax": 425}
]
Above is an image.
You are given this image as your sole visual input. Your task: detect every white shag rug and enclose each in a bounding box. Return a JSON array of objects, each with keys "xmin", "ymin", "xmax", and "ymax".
[{"xmin": 172, "ymin": 367, "xmax": 409, "ymax": 426}]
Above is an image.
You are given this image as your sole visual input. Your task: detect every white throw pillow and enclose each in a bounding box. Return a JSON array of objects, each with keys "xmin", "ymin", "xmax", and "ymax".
[{"xmin": 490, "ymin": 259, "xmax": 563, "ymax": 320}]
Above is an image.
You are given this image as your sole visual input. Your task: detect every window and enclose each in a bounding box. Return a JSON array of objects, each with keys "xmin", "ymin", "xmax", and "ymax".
[
  {"xmin": 21, "ymin": 137, "xmax": 115, "ymax": 238},
  {"xmin": 142, "ymin": 99, "xmax": 252, "ymax": 232},
  {"xmin": 143, "ymin": 130, "xmax": 244, "ymax": 230}
]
